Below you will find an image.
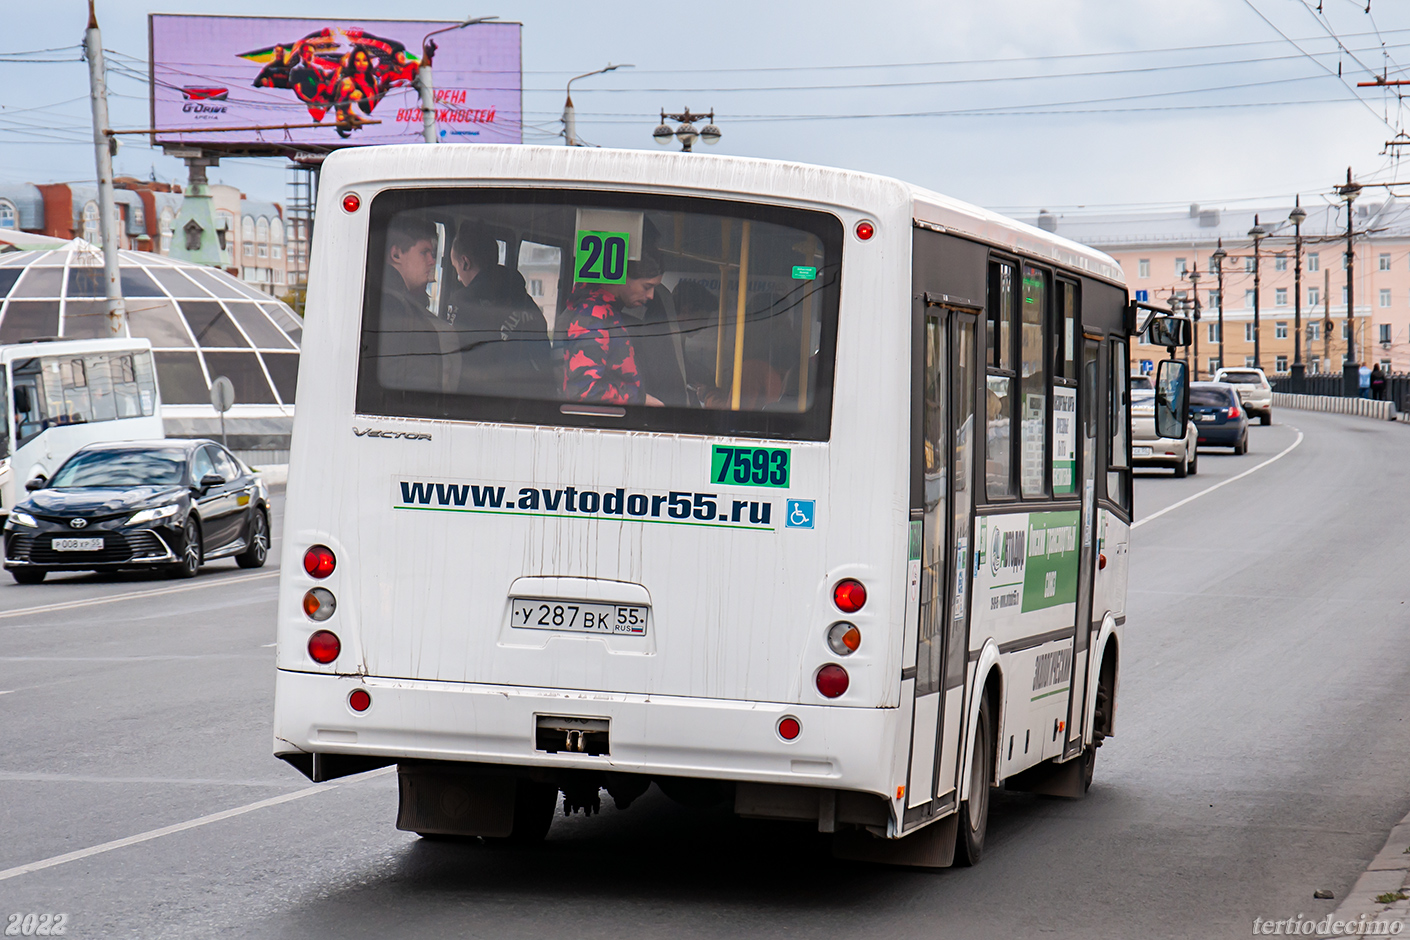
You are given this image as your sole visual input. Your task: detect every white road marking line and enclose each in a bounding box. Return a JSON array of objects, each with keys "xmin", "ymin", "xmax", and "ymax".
[
  {"xmin": 260, "ymin": 642, "xmax": 277, "ymax": 648},
  {"xmin": 0, "ymin": 766, "xmax": 394, "ymax": 883},
  {"xmin": 0, "ymin": 690, "xmax": 13, "ymax": 695},
  {"xmin": 1133, "ymin": 428, "xmax": 1305, "ymax": 529},
  {"xmin": 0, "ymin": 570, "xmax": 279, "ymax": 621}
]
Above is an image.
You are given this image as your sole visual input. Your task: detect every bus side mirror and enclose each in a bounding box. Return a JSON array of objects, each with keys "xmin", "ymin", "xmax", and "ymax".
[
  {"xmin": 24, "ymin": 475, "xmax": 45, "ymax": 492},
  {"xmin": 1146, "ymin": 315, "xmax": 1192, "ymax": 349},
  {"xmin": 1155, "ymin": 360, "xmax": 1190, "ymax": 440},
  {"xmin": 13, "ymin": 386, "xmax": 30, "ymax": 413}
]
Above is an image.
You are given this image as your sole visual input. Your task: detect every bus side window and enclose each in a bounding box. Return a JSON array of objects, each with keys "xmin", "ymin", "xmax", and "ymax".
[
  {"xmin": 1051, "ymin": 281, "xmax": 1079, "ymax": 497},
  {"xmin": 13, "ymin": 359, "xmax": 46, "ymax": 447},
  {"xmin": 985, "ymin": 260, "xmax": 1015, "ymax": 498},
  {"xmin": 134, "ymin": 351, "xmax": 158, "ymax": 415},
  {"xmin": 85, "ymin": 354, "xmax": 118, "ymax": 423},
  {"xmin": 1019, "ymin": 265, "xmax": 1047, "ymax": 497},
  {"xmin": 1107, "ymin": 339, "xmax": 1131, "ymax": 512}
]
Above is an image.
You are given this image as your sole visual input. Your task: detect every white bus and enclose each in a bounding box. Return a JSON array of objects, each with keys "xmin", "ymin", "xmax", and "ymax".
[
  {"xmin": 0, "ymin": 337, "xmax": 163, "ymax": 516},
  {"xmin": 273, "ymin": 145, "xmax": 1187, "ymax": 866}
]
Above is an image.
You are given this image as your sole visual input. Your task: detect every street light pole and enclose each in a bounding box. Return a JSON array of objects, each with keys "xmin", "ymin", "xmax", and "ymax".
[
  {"xmin": 1211, "ymin": 239, "xmax": 1227, "ymax": 373},
  {"xmin": 1289, "ymin": 198, "xmax": 1307, "ymax": 388},
  {"xmin": 1335, "ymin": 167, "xmax": 1362, "ymax": 396},
  {"xmin": 417, "ymin": 16, "xmax": 498, "ymax": 144},
  {"xmin": 562, "ymin": 63, "xmax": 631, "ymax": 147},
  {"xmin": 1249, "ymin": 215, "xmax": 1266, "ymax": 370}
]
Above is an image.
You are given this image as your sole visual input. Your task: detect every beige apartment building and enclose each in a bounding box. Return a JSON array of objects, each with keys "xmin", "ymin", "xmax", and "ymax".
[{"xmin": 1039, "ymin": 201, "xmax": 1410, "ymax": 380}]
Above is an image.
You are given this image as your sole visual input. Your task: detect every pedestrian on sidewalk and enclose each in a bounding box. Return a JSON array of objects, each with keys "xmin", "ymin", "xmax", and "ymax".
[
  {"xmin": 1370, "ymin": 363, "xmax": 1387, "ymax": 400},
  {"xmin": 1359, "ymin": 364, "xmax": 1372, "ymax": 399}
]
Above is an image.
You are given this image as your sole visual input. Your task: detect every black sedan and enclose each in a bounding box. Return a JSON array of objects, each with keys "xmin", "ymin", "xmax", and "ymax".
[{"xmin": 3, "ymin": 440, "xmax": 270, "ymax": 584}]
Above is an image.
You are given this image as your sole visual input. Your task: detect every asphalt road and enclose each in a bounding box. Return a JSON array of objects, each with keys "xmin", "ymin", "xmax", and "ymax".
[{"xmin": 3, "ymin": 411, "xmax": 1409, "ymax": 939}]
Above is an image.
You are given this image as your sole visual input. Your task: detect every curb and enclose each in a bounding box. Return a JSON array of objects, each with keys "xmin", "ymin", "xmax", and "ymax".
[{"xmin": 1316, "ymin": 806, "xmax": 1410, "ymax": 937}]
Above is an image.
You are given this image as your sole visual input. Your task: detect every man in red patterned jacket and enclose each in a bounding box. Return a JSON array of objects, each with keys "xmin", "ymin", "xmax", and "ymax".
[{"xmin": 562, "ymin": 255, "xmax": 665, "ymax": 406}]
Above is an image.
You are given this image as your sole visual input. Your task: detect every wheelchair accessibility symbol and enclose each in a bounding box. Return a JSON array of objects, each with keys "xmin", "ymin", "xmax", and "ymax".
[{"xmin": 786, "ymin": 499, "xmax": 815, "ymax": 529}]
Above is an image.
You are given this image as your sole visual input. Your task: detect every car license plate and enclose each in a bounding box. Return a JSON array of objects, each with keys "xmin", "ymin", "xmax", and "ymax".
[
  {"xmin": 1132, "ymin": 446, "xmax": 1153, "ymax": 457},
  {"xmin": 510, "ymin": 598, "xmax": 648, "ymax": 636},
  {"xmin": 52, "ymin": 537, "xmax": 104, "ymax": 552},
  {"xmin": 1194, "ymin": 414, "xmax": 1215, "ymax": 422}
]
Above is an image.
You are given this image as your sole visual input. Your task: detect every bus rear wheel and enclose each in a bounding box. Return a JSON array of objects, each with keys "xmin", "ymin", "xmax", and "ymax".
[{"xmin": 955, "ymin": 695, "xmax": 993, "ymax": 867}]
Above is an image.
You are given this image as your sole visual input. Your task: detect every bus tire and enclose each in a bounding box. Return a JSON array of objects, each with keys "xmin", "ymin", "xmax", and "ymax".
[
  {"xmin": 11, "ymin": 568, "xmax": 46, "ymax": 584},
  {"xmin": 955, "ymin": 694, "xmax": 993, "ymax": 867},
  {"xmin": 486, "ymin": 780, "xmax": 558, "ymax": 844},
  {"xmin": 1081, "ymin": 744, "xmax": 1097, "ymax": 791}
]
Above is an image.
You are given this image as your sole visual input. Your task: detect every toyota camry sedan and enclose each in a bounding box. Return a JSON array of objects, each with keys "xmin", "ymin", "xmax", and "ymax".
[{"xmin": 3, "ymin": 440, "xmax": 270, "ymax": 584}]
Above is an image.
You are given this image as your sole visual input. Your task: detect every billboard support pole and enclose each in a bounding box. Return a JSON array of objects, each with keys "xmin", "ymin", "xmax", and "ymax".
[{"xmin": 85, "ymin": 0, "xmax": 126, "ymax": 336}]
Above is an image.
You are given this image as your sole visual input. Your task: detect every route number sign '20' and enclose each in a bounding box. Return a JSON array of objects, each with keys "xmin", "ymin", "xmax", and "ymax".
[{"xmin": 575, "ymin": 230, "xmax": 630, "ymax": 285}]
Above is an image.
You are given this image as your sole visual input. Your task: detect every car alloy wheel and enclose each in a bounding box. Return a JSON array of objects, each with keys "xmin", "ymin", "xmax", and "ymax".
[
  {"xmin": 237, "ymin": 510, "xmax": 269, "ymax": 569},
  {"xmin": 175, "ymin": 519, "xmax": 201, "ymax": 578}
]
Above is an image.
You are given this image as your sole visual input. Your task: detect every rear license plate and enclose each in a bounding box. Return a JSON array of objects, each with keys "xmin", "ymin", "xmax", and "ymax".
[
  {"xmin": 1194, "ymin": 414, "xmax": 1215, "ymax": 422},
  {"xmin": 52, "ymin": 537, "xmax": 104, "ymax": 552},
  {"xmin": 1132, "ymin": 446, "xmax": 1153, "ymax": 456},
  {"xmin": 510, "ymin": 598, "xmax": 648, "ymax": 636}
]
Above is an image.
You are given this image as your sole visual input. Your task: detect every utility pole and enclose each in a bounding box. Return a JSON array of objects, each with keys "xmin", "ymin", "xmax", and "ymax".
[
  {"xmin": 1324, "ymin": 266, "xmax": 1332, "ymax": 372},
  {"xmin": 84, "ymin": 0, "xmax": 125, "ymax": 336},
  {"xmin": 1211, "ymin": 239, "xmax": 1227, "ymax": 373},
  {"xmin": 1248, "ymin": 215, "xmax": 1266, "ymax": 370},
  {"xmin": 1186, "ymin": 261, "xmax": 1202, "ymax": 380},
  {"xmin": 1335, "ymin": 167, "xmax": 1362, "ymax": 396},
  {"xmin": 1290, "ymin": 198, "xmax": 1307, "ymax": 388}
]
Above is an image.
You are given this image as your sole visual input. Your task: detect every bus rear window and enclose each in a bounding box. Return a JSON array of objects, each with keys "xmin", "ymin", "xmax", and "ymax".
[{"xmin": 355, "ymin": 189, "xmax": 842, "ymax": 441}]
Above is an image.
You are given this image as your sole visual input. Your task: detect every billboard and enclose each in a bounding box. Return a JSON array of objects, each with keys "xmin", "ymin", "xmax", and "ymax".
[{"xmin": 149, "ymin": 15, "xmax": 521, "ymax": 152}]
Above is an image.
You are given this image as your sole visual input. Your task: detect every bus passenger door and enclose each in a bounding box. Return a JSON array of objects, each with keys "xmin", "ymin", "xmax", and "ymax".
[
  {"xmin": 1062, "ymin": 338, "xmax": 1101, "ymax": 759},
  {"xmin": 905, "ymin": 309, "xmax": 976, "ymax": 818}
]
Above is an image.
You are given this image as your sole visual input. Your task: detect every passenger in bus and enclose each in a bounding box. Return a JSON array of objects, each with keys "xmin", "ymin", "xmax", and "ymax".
[
  {"xmin": 378, "ymin": 216, "xmax": 458, "ymax": 394},
  {"xmin": 561, "ymin": 255, "xmax": 665, "ymax": 406},
  {"xmin": 445, "ymin": 224, "xmax": 551, "ymax": 392},
  {"xmin": 618, "ymin": 282, "xmax": 692, "ymax": 406}
]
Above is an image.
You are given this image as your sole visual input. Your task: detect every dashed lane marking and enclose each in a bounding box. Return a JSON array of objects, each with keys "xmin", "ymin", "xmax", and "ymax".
[
  {"xmin": 0, "ymin": 766, "xmax": 394, "ymax": 883},
  {"xmin": 1133, "ymin": 428, "xmax": 1305, "ymax": 529},
  {"xmin": 0, "ymin": 570, "xmax": 279, "ymax": 622}
]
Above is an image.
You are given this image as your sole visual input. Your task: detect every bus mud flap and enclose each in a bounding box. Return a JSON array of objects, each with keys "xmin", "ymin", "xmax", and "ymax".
[
  {"xmin": 1005, "ymin": 754, "xmax": 1087, "ymax": 799},
  {"xmin": 831, "ymin": 814, "xmax": 958, "ymax": 869},
  {"xmin": 395, "ymin": 765, "xmax": 516, "ymax": 838}
]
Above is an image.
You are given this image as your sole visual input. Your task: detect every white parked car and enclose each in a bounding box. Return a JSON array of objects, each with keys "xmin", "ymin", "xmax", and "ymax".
[
  {"xmin": 1130, "ymin": 388, "xmax": 1198, "ymax": 477},
  {"xmin": 1212, "ymin": 367, "xmax": 1272, "ymax": 425}
]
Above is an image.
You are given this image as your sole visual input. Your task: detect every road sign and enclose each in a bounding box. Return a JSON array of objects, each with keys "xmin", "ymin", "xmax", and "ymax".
[{"xmin": 210, "ymin": 376, "xmax": 236, "ymax": 413}]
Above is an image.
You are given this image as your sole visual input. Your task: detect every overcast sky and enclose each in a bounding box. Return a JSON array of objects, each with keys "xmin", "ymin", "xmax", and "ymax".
[{"xmin": 3, "ymin": 0, "xmax": 1410, "ymax": 223}]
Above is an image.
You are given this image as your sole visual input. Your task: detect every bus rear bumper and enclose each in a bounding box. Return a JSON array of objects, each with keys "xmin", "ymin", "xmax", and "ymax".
[{"xmin": 272, "ymin": 668, "xmax": 899, "ymax": 799}]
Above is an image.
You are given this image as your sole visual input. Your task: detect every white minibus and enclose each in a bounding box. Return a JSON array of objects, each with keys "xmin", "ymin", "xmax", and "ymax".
[{"xmin": 273, "ymin": 144, "xmax": 1178, "ymax": 866}]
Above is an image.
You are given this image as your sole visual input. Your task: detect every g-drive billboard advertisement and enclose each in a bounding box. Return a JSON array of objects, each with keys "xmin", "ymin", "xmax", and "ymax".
[{"xmin": 150, "ymin": 15, "xmax": 521, "ymax": 149}]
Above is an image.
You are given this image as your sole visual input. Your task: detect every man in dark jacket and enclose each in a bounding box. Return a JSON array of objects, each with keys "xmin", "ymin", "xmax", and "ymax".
[
  {"xmin": 377, "ymin": 216, "xmax": 457, "ymax": 394},
  {"xmin": 446, "ymin": 224, "xmax": 551, "ymax": 396}
]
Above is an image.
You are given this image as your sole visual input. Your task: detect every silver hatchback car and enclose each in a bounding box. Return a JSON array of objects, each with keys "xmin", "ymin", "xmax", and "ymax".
[
  {"xmin": 1130, "ymin": 388, "xmax": 1199, "ymax": 477},
  {"xmin": 1212, "ymin": 367, "xmax": 1272, "ymax": 425}
]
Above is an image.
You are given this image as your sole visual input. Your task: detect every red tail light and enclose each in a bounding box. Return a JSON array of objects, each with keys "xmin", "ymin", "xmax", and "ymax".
[
  {"xmin": 349, "ymin": 689, "xmax": 371, "ymax": 712},
  {"xmin": 303, "ymin": 545, "xmax": 336, "ymax": 579},
  {"xmin": 816, "ymin": 664, "xmax": 850, "ymax": 698},
  {"xmin": 833, "ymin": 579, "xmax": 867, "ymax": 613},
  {"xmin": 777, "ymin": 716, "xmax": 801, "ymax": 740},
  {"xmin": 1227, "ymin": 404, "xmax": 1241, "ymax": 419},
  {"xmin": 307, "ymin": 630, "xmax": 341, "ymax": 664}
]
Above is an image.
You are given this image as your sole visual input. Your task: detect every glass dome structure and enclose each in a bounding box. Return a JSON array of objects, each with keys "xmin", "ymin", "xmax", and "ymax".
[{"xmin": 0, "ymin": 239, "xmax": 300, "ymax": 408}]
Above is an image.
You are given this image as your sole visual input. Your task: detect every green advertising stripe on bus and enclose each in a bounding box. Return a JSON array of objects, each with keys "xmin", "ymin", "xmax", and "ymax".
[
  {"xmin": 1021, "ymin": 510, "xmax": 1080, "ymax": 612},
  {"xmin": 711, "ymin": 446, "xmax": 790, "ymax": 488}
]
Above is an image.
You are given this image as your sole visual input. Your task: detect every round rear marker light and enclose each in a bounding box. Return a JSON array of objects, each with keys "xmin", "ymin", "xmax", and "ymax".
[
  {"xmin": 349, "ymin": 689, "xmax": 371, "ymax": 712},
  {"xmin": 833, "ymin": 578, "xmax": 867, "ymax": 613},
  {"xmin": 307, "ymin": 629, "xmax": 341, "ymax": 664},
  {"xmin": 777, "ymin": 716, "xmax": 801, "ymax": 741},
  {"xmin": 303, "ymin": 545, "xmax": 336, "ymax": 579},
  {"xmin": 855, "ymin": 220, "xmax": 875, "ymax": 241},
  {"xmin": 827, "ymin": 621, "xmax": 861, "ymax": 655},
  {"xmin": 342, "ymin": 192, "xmax": 361, "ymax": 213},
  {"xmin": 816, "ymin": 664, "xmax": 850, "ymax": 698},
  {"xmin": 303, "ymin": 587, "xmax": 336, "ymax": 622}
]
